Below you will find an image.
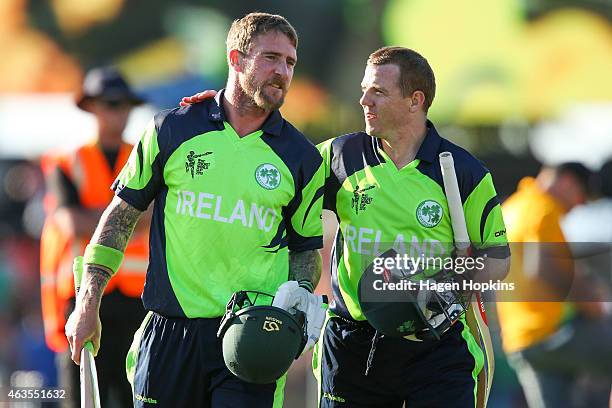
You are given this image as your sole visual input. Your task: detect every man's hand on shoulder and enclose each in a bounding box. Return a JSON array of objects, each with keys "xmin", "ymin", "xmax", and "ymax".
[{"xmin": 179, "ymin": 90, "xmax": 218, "ymax": 107}]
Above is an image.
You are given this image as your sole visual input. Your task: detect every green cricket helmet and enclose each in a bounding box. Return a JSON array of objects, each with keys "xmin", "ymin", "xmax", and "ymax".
[
  {"xmin": 217, "ymin": 291, "xmax": 307, "ymax": 384},
  {"xmin": 358, "ymin": 249, "xmax": 469, "ymax": 340}
]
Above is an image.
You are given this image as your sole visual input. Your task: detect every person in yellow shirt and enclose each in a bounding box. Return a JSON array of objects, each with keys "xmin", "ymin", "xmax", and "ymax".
[{"xmin": 498, "ymin": 162, "xmax": 612, "ymax": 408}]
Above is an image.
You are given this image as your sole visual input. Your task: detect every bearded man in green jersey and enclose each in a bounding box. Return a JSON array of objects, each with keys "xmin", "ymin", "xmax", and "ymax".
[{"xmin": 64, "ymin": 12, "xmax": 326, "ymax": 407}]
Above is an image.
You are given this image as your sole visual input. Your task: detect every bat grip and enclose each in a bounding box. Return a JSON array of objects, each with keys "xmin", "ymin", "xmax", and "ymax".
[
  {"xmin": 74, "ymin": 257, "xmax": 96, "ymax": 356},
  {"xmin": 84, "ymin": 342, "xmax": 94, "ymax": 353}
]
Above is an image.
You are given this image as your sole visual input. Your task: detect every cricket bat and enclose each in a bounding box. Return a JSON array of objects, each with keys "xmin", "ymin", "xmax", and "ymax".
[
  {"xmin": 73, "ymin": 256, "xmax": 101, "ymax": 408},
  {"xmin": 439, "ymin": 152, "xmax": 494, "ymax": 408}
]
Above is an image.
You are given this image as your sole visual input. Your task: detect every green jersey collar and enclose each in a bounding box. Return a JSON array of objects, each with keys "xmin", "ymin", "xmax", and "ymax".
[
  {"xmin": 374, "ymin": 120, "xmax": 442, "ymax": 164},
  {"xmin": 210, "ymin": 88, "xmax": 284, "ymax": 137}
]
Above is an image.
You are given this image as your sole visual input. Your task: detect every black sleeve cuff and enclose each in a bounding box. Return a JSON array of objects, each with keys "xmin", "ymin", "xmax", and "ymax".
[{"xmin": 288, "ymin": 236, "xmax": 323, "ymax": 252}]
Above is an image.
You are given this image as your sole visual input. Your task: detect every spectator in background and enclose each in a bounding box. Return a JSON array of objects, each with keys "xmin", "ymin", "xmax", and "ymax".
[
  {"xmin": 563, "ymin": 159, "xmax": 612, "ymax": 243},
  {"xmin": 39, "ymin": 67, "xmax": 149, "ymax": 407},
  {"xmin": 498, "ymin": 162, "xmax": 612, "ymax": 408},
  {"xmin": 560, "ymin": 159, "xmax": 612, "ymax": 406}
]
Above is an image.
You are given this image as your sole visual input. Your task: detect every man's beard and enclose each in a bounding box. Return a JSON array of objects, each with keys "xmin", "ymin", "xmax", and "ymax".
[{"xmin": 240, "ymin": 73, "xmax": 287, "ymax": 112}]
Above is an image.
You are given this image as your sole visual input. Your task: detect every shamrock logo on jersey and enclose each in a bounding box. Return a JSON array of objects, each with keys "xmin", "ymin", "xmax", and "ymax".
[
  {"xmin": 255, "ymin": 164, "xmax": 281, "ymax": 190},
  {"xmin": 397, "ymin": 320, "xmax": 415, "ymax": 334},
  {"xmin": 416, "ymin": 200, "xmax": 443, "ymax": 228}
]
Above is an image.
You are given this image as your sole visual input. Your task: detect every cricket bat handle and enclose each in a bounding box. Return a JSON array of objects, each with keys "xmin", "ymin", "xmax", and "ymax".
[
  {"xmin": 73, "ymin": 257, "xmax": 101, "ymax": 408},
  {"xmin": 439, "ymin": 152, "xmax": 494, "ymax": 408},
  {"xmin": 73, "ymin": 257, "xmax": 96, "ymax": 353},
  {"xmin": 439, "ymin": 152, "xmax": 470, "ymax": 253}
]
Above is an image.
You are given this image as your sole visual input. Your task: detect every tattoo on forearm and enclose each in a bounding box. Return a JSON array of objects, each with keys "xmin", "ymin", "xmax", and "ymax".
[
  {"xmin": 90, "ymin": 197, "xmax": 142, "ymax": 252},
  {"xmin": 80, "ymin": 197, "xmax": 142, "ymax": 307},
  {"xmin": 80, "ymin": 265, "xmax": 112, "ymax": 309},
  {"xmin": 289, "ymin": 250, "xmax": 322, "ymax": 287}
]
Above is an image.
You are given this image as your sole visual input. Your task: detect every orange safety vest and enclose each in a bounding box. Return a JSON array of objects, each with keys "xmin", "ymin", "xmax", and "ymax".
[{"xmin": 40, "ymin": 141, "xmax": 149, "ymax": 352}]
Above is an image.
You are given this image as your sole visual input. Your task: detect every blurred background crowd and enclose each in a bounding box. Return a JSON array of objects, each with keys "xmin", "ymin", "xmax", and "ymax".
[{"xmin": 1, "ymin": 0, "xmax": 611, "ymax": 407}]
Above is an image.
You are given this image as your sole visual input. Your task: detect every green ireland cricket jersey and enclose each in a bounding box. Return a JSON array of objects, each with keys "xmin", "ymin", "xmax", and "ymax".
[
  {"xmin": 318, "ymin": 121, "xmax": 509, "ymax": 321},
  {"xmin": 112, "ymin": 90, "xmax": 324, "ymax": 318}
]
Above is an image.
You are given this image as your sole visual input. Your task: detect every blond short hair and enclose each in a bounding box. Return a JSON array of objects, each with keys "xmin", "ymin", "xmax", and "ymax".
[{"xmin": 226, "ymin": 12, "xmax": 298, "ymax": 57}]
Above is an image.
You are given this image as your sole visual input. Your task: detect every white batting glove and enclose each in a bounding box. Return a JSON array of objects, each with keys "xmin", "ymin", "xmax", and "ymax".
[{"xmin": 272, "ymin": 281, "xmax": 328, "ymax": 353}]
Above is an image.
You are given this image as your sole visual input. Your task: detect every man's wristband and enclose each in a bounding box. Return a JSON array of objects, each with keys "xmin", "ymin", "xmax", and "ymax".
[
  {"xmin": 83, "ymin": 243, "xmax": 124, "ymax": 275},
  {"xmin": 298, "ymin": 279, "xmax": 314, "ymax": 293}
]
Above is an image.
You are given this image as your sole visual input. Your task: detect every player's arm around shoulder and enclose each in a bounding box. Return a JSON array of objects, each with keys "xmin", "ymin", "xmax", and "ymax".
[{"xmin": 65, "ymin": 196, "xmax": 144, "ymax": 364}]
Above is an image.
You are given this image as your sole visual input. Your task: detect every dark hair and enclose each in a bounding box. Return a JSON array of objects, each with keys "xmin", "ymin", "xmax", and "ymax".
[
  {"xmin": 226, "ymin": 12, "xmax": 298, "ymax": 56},
  {"xmin": 598, "ymin": 159, "xmax": 612, "ymax": 198},
  {"xmin": 556, "ymin": 162, "xmax": 592, "ymax": 195},
  {"xmin": 367, "ymin": 46, "xmax": 436, "ymax": 112}
]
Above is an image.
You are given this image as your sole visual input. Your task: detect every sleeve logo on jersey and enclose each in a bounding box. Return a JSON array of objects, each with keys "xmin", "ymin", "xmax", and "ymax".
[
  {"xmin": 416, "ymin": 200, "xmax": 443, "ymax": 228},
  {"xmin": 185, "ymin": 150, "xmax": 213, "ymax": 178},
  {"xmin": 255, "ymin": 164, "xmax": 281, "ymax": 190},
  {"xmin": 351, "ymin": 185, "xmax": 375, "ymax": 215}
]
